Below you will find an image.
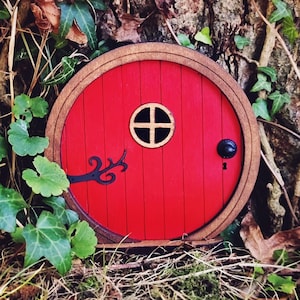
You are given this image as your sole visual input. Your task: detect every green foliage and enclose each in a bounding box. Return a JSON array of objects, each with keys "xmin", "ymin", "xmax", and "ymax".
[
  {"xmin": 177, "ymin": 33, "xmax": 195, "ymax": 49},
  {"xmin": 68, "ymin": 221, "xmax": 98, "ymax": 259},
  {"xmin": 13, "ymin": 94, "xmax": 48, "ymax": 123},
  {"xmin": 234, "ymin": 35, "xmax": 250, "ymax": 50},
  {"xmin": 273, "ymin": 249, "xmax": 293, "ymax": 265},
  {"xmin": 253, "ymin": 265, "xmax": 264, "ymax": 278},
  {"xmin": 11, "ymin": 227, "xmax": 26, "ymax": 244},
  {"xmin": 165, "ymin": 257, "xmax": 224, "ymax": 299},
  {"xmin": 251, "ymin": 67, "xmax": 290, "ymax": 120},
  {"xmin": 1, "ymin": 5, "xmax": 100, "ymax": 276},
  {"xmin": 44, "ymin": 196, "xmax": 79, "ymax": 226},
  {"xmin": 23, "ymin": 211, "xmax": 72, "ymax": 275},
  {"xmin": 267, "ymin": 273, "xmax": 296, "ymax": 294},
  {"xmin": 43, "ymin": 56, "xmax": 79, "ymax": 86},
  {"xmin": 269, "ymin": 0, "xmax": 290, "ymax": 23},
  {"xmin": 257, "ymin": 66, "xmax": 277, "ymax": 82},
  {"xmin": 0, "ymin": 185, "xmax": 27, "ymax": 232},
  {"xmin": 8, "ymin": 120, "xmax": 49, "ymax": 156},
  {"xmin": 282, "ymin": 16, "xmax": 299, "ymax": 44},
  {"xmin": 89, "ymin": 40, "xmax": 110, "ymax": 59},
  {"xmin": 58, "ymin": 0, "xmax": 106, "ymax": 50},
  {"xmin": 1, "ymin": 95, "xmax": 97, "ymax": 274},
  {"xmin": 0, "ymin": 135, "xmax": 8, "ymax": 161},
  {"xmin": 250, "ymin": 74, "xmax": 272, "ymax": 93},
  {"xmin": 252, "ymin": 98, "xmax": 272, "ymax": 121},
  {"xmin": 0, "ymin": 3, "xmax": 10, "ymax": 20},
  {"xmin": 22, "ymin": 156, "xmax": 70, "ymax": 197},
  {"xmin": 269, "ymin": 0, "xmax": 299, "ymax": 44},
  {"xmin": 8, "ymin": 94, "xmax": 49, "ymax": 156},
  {"xmin": 194, "ymin": 27, "xmax": 213, "ymax": 45},
  {"xmin": 88, "ymin": 0, "xmax": 106, "ymax": 10},
  {"xmin": 220, "ymin": 219, "xmax": 243, "ymax": 249},
  {"xmin": 268, "ymin": 91, "xmax": 290, "ymax": 116}
]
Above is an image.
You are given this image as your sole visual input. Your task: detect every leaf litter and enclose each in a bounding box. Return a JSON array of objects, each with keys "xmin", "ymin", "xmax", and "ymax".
[{"xmin": 1, "ymin": 235, "xmax": 300, "ymax": 299}]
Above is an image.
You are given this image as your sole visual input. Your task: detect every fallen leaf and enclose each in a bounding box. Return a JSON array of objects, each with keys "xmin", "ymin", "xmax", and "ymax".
[
  {"xmin": 240, "ymin": 212, "xmax": 300, "ymax": 263},
  {"xmin": 31, "ymin": 0, "xmax": 60, "ymax": 33},
  {"xmin": 115, "ymin": 13, "xmax": 143, "ymax": 43},
  {"xmin": 31, "ymin": 0, "xmax": 87, "ymax": 45},
  {"xmin": 154, "ymin": 0, "xmax": 175, "ymax": 18},
  {"xmin": 66, "ymin": 21, "xmax": 88, "ymax": 45},
  {"xmin": 31, "ymin": 3, "xmax": 53, "ymax": 32}
]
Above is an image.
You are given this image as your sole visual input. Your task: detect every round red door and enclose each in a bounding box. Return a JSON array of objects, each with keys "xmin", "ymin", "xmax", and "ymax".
[
  {"xmin": 46, "ymin": 43, "xmax": 260, "ymax": 244},
  {"xmin": 45, "ymin": 43, "xmax": 260, "ymax": 246}
]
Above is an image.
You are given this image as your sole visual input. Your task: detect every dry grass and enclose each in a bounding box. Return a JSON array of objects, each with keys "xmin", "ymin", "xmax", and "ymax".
[{"xmin": 0, "ymin": 237, "xmax": 299, "ymax": 300}]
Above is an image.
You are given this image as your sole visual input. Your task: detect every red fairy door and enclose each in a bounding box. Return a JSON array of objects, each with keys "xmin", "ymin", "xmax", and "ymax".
[
  {"xmin": 46, "ymin": 43, "xmax": 260, "ymax": 244},
  {"xmin": 61, "ymin": 60, "xmax": 242, "ymax": 240}
]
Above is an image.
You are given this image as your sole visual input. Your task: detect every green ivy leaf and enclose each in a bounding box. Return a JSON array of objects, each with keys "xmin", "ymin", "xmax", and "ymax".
[
  {"xmin": 258, "ymin": 66, "xmax": 277, "ymax": 82},
  {"xmin": 0, "ymin": 4, "xmax": 10, "ymax": 20},
  {"xmin": 0, "ymin": 135, "xmax": 8, "ymax": 161},
  {"xmin": 22, "ymin": 156, "xmax": 69, "ymax": 197},
  {"xmin": 89, "ymin": 40, "xmax": 110, "ymax": 60},
  {"xmin": 250, "ymin": 74, "xmax": 272, "ymax": 93},
  {"xmin": 267, "ymin": 273, "xmax": 296, "ymax": 294},
  {"xmin": 51, "ymin": 33, "xmax": 69, "ymax": 49},
  {"xmin": 11, "ymin": 227, "xmax": 26, "ymax": 244},
  {"xmin": 88, "ymin": 0, "xmax": 106, "ymax": 10},
  {"xmin": 0, "ymin": 184, "xmax": 27, "ymax": 232},
  {"xmin": 269, "ymin": 0, "xmax": 291, "ymax": 23},
  {"xmin": 194, "ymin": 27, "xmax": 213, "ymax": 45},
  {"xmin": 13, "ymin": 94, "xmax": 48, "ymax": 122},
  {"xmin": 268, "ymin": 91, "xmax": 290, "ymax": 116},
  {"xmin": 30, "ymin": 97, "xmax": 49, "ymax": 118},
  {"xmin": 252, "ymin": 98, "xmax": 272, "ymax": 121},
  {"xmin": 253, "ymin": 266, "xmax": 264, "ymax": 278},
  {"xmin": 69, "ymin": 221, "xmax": 97, "ymax": 259},
  {"xmin": 282, "ymin": 15, "xmax": 299, "ymax": 44},
  {"xmin": 59, "ymin": 2, "xmax": 97, "ymax": 50},
  {"xmin": 234, "ymin": 35, "xmax": 250, "ymax": 50},
  {"xmin": 43, "ymin": 56, "xmax": 78, "ymax": 86},
  {"xmin": 8, "ymin": 120, "xmax": 49, "ymax": 156},
  {"xmin": 177, "ymin": 33, "xmax": 195, "ymax": 49},
  {"xmin": 273, "ymin": 249, "xmax": 292, "ymax": 266},
  {"xmin": 44, "ymin": 196, "xmax": 79, "ymax": 226},
  {"xmin": 22, "ymin": 211, "xmax": 72, "ymax": 275},
  {"xmin": 13, "ymin": 94, "xmax": 32, "ymax": 122}
]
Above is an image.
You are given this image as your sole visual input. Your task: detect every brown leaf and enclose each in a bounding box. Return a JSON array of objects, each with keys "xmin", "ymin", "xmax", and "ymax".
[
  {"xmin": 240, "ymin": 212, "xmax": 300, "ymax": 263},
  {"xmin": 31, "ymin": 0, "xmax": 87, "ymax": 45},
  {"xmin": 31, "ymin": 3, "xmax": 52, "ymax": 32},
  {"xmin": 154, "ymin": 0, "xmax": 175, "ymax": 18},
  {"xmin": 31, "ymin": 0, "xmax": 60, "ymax": 33},
  {"xmin": 10, "ymin": 285, "xmax": 40, "ymax": 300},
  {"xmin": 115, "ymin": 13, "xmax": 143, "ymax": 43},
  {"xmin": 66, "ymin": 21, "xmax": 88, "ymax": 45}
]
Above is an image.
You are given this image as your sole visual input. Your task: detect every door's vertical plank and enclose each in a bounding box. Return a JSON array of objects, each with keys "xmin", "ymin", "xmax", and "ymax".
[
  {"xmin": 202, "ymin": 77, "xmax": 223, "ymax": 223},
  {"xmin": 160, "ymin": 61, "xmax": 185, "ymax": 238},
  {"xmin": 221, "ymin": 94, "xmax": 243, "ymax": 204},
  {"xmin": 122, "ymin": 62, "xmax": 145, "ymax": 240},
  {"xmin": 82, "ymin": 78, "xmax": 109, "ymax": 227},
  {"xmin": 140, "ymin": 60, "xmax": 165, "ymax": 239},
  {"xmin": 181, "ymin": 66, "xmax": 205, "ymax": 233},
  {"xmin": 102, "ymin": 67, "xmax": 127, "ymax": 235},
  {"xmin": 61, "ymin": 95, "xmax": 89, "ymax": 211}
]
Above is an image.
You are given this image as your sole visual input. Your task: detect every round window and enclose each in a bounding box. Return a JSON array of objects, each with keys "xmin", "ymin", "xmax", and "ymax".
[{"xmin": 129, "ymin": 103, "xmax": 175, "ymax": 148}]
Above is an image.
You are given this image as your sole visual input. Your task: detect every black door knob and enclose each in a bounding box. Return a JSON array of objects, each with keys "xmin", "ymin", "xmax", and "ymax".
[{"xmin": 217, "ymin": 139, "xmax": 237, "ymax": 158}]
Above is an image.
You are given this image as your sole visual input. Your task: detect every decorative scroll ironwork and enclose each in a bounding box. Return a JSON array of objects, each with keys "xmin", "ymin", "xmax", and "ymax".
[{"xmin": 67, "ymin": 150, "xmax": 128, "ymax": 185}]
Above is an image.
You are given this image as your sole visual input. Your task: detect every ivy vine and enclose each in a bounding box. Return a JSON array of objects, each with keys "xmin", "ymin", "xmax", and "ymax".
[{"xmin": 0, "ymin": 0, "xmax": 110, "ymax": 275}]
